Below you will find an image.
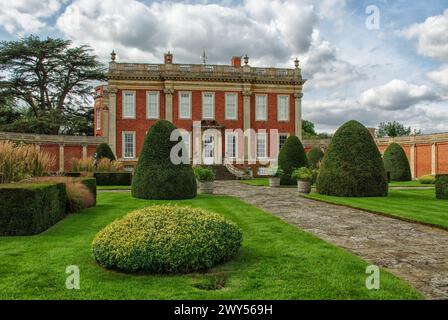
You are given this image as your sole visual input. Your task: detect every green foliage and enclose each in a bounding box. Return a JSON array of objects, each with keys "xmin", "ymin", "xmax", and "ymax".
[
  {"xmin": 92, "ymin": 205, "xmax": 243, "ymax": 274},
  {"xmin": 302, "ymin": 120, "xmax": 332, "ymax": 140},
  {"xmin": 419, "ymin": 174, "xmax": 436, "ymax": 184},
  {"xmin": 317, "ymin": 120, "xmax": 388, "ymax": 197},
  {"xmin": 292, "ymin": 167, "xmax": 314, "ymax": 182},
  {"xmin": 272, "ymin": 168, "xmax": 284, "ymax": 177},
  {"xmin": 278, "ymin": 135, "xmax": 308, "ymax": 185},
  {"xmin": 131, "ymin": 120, "xmax": 197, "ymax": 199},
  {"xmin": 0, "ymin": 183, "xmax": 66, "ymax": 236},
  {"xmin": 194, "ymin": 166, "xmax": 215, "ymax": 182},
  {"xmin": 94, "ymin": 172, "xmax": 132, "ymax": 186},
  {"xmin": 307, "ymin": 147, "xmax": 324, "ymax": 169},
  {"xmin": 94, "ymin": 143, "xmax": 116, "ymax": 161},
  {"xmin": 377, "ymin": 121, "xmax": 421, "ymax": 138},
  {"xmin": 383, "ymin": 143, "xmax": 412, "ymax": 182},
  {"xmin": 436, "ymin": 175, "xmax": 448, "ymax": 200},
  {"xmin": 0, "ymin": 35, "xmax": 105, "ymax": 135},
  {"xmin": 311, "ymin": 169, "xmax": 319, "ymax": 185}
]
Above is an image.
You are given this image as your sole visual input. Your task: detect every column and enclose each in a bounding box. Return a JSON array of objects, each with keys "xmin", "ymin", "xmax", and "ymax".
[
  {"xmin": 431, "ymin": 143, "xmax": 437, "ymax": 175},
  {"xmin": 164, "ymin": 88, "xmax": 174, "ymax": 122},
  {"xmin": 102, "ymin": 108, "xmax": 109, "ymax": 138},
  {"xmin": 294, "ymin": 93, "xmax": 303, "ymax": 140},
  {"xmin": 82, "ymin": 144, "xmax": 88, "ymax": 160},
  {"xmin": 59, "ymin": 144, "xmax": 65, "ymax": 173},
  {"xmin": 410, "ymin": 144, "xmax": 416, "ymax": 179},
  {"xmin": 107, "ymin": 87, "xmax": 118, "ymax": 157},
  {"xmin": 243, "ymin": 90, "xmax": 252, "ymax": 161}
]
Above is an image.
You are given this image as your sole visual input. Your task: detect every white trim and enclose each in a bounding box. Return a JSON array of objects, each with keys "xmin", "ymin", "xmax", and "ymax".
[
  {"xmin": 179, "ymin": 91, "xmax": 192, "ymax": 119},
  {"xmin": 202, "ymin": 92, "xmax": 215, "ymax": 119},
  {"xmin": 277, "ymin": 95, "xmax": 290, "ymax": 121},
  {"xmin": 122, "ymin": 131, "xmax": 136, "ymax": 159},
  {"xmin": 255, "ymin": 94, "xmax": 268, "ymax": 121},
  {"xmin": 146, "ymin": 91, "xmax": 160, "ymax": 119},
  {"xmin": 179, "ymin": 129, "xmax": 192, "ymax": 160},
  {"xmin": 225, "ymin": 93, "xmax": 238, "ymax": 120},
  {"xmin": 96, "ymin": 109, "xmax": 101, "ymax": 130},
  {"xmin": 122, "ymin": 91, "xmax": 136, "ymax": 119}
]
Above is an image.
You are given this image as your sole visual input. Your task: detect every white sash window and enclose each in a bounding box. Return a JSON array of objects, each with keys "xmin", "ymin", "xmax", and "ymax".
[
  {"xmin": 257, "ymin": 133, "xmax": 268, "ymax": 159},
  {"xmin": 202, "ymin": 92, "xmax": 215, "ymax": 119},
  {"xmin": 179, "ymin": 92, "xmax": 192, "ymax": 119},
  {"xmin": 122, "ymin": 91, "xmax": 136, "ymax": 119},
  {"xmin": 122, "ymin": 131, "xmax": 136, "ymax": 159},
  {"xmin": 255, "ymin": 95, "xmax": 267, "ymax": 121},
  {"xmin": 147, "ymin": 92, "xmax": 160, "ymax": 119},
  {"xmin": 225, "ymin": 93, "xmax": 238, "ymax": 120},
  {"xmin": 277, "ymin": 95, "xmax": 289, "ymax": 121}
]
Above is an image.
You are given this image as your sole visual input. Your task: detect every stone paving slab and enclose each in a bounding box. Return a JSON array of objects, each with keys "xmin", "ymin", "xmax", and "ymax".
[{"xmin": 215, "ymin": 181, "xmax": 448, "ymax": 300}]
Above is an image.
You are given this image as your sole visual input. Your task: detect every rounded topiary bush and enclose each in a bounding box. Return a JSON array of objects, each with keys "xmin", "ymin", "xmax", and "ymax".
[
  {"xmin": 132, "ymin": 120, "xmax": 197, "ymax": 199},
  {"xmin": 95, "ymin": 143, "xmax": 116, "ymax": 161},
  {"xmin": 278, "ymin": 135, "xmax": 308, "ymax": 185},
  {"xmin": 317, "ymin": 120, "xmax": 388, "ymax": 197},
  {"xmin": 383, "ymin": 143, "xmax": 412, "ymax": 181},
  {"xmin": 307, "ymin": 147, "xmax": 324, "ymax": 169},
  {"xmin": 92, "ymin": 205, "xmax": 243, "ymax": 274}
]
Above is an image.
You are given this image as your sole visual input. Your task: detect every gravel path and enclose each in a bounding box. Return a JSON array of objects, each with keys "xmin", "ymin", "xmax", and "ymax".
[{"xmin": 215, "ymin": 181, "xmax": 448, "ymax": 300}]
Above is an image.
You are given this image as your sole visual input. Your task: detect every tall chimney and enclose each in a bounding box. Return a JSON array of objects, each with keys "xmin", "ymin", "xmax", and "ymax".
[
  {"xmin": 164, "ymin": 51, "xmax": 173, "ymax": 64},
  {"xmin": 231, "ymin": 56, "xmax": 241, "ymax": 68}
]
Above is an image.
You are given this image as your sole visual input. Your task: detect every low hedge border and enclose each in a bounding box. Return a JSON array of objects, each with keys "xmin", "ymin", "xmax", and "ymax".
[
  {"xmin": 93, "ymin": 172, "xmax": 132, "ymax": 186},
  {"xmin": 0, "ymin": 183, "xmax": 67, "ymax": 236},
  {"xmin": 435, "ymin": 174, "xmax": 448, "ymax": 200}
]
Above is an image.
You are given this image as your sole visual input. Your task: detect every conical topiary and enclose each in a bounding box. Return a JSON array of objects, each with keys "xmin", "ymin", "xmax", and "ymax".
[
  {"xmin": 131, "ymin": 120, "xmax": 197, "ymax": 200},
  {"xmin": 383, "ymin": 143, "xmax": 412, "ymax": 182},
  {"xmin": 317, "ymin": 120, "xmax": 388, "ymax": 197},
  {"xmin": 278, "ymin": 135, "xmax": 308, "ymax": 185},
  {"xmin": 307, "ymin": 147, "xmax": 324, "ymax": 169},
  {"xmin": 95, "ymin": 143, "xmax": 116, "ymax": 161}
]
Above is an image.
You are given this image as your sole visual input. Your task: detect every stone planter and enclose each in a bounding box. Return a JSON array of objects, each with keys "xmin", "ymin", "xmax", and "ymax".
[
  {"xmin": 268, "ymin": 177, "xmax": 281, "ymax": 187},
  {"xmin": 198, "ymin": 181, "xmax": 214, "ymax": 194},
  {"xmin": 297, "ymin": 180, "xmax": 311, "ymax": 194}
]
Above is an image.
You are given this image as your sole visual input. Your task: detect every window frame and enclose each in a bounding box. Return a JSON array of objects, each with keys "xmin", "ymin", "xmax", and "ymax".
[
  {"xmin": 122, "ymin": 131, "xmax": 136, "ymax": 159},
  {"xmin": 122, "ymin": 90, "xmax": 136, "ymax": 119},
  {"xmin": 256, "ymin": 132, "xmax": 268, "ymax": 159},
  {"xmin": 277, "ymin": 95, "xmax": 290, "ymax": 121},
  {"xmin": 278, "ymin": 133, "xmax": 290, "ymax": 154},
  {"xmin": 225, "ymin": 132, "xmax": 238, "ymax": 159},
  {"xmin": 202, "ymin": 92, "xmax": 215, "ymax": 120},
  {"xmin": 178, "ymin": 91, "xmax": 192, "ymax": 119},
  {"xmin": 255, "ymin": 94, "xmax": 268, "ymax": 121},
  {"xmin": 146, "ymin": 91, "xmax": 160, "ymax": 119},
  {"xmin": 225, "ymin": 93, "xmax": 238, "ymax": 120}
]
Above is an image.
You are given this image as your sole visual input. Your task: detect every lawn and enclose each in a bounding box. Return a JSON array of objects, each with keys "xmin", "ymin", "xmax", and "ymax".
[
  {"xmin": 388, "ymin": 181, "xmax": 433, "ymax": 188},
  {"xmin": 97, "ymin": 185, "xmax": 131, "ymax": 190},
  {"xmin": 0, "ymin": 192, "xmax": 422, "ymax": 300},
  {"xmin": 240, "ymin": 178, "xmax": 296, "ymax": 187},
  {"xmin": 306, "ymin": 189, "xmax": 448, "ymax": 230}
]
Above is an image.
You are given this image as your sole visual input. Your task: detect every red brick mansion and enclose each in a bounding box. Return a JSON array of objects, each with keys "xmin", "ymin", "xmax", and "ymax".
[{"xmin": 93, "ymin": 52, "xmax": 304, "ymax": 173}]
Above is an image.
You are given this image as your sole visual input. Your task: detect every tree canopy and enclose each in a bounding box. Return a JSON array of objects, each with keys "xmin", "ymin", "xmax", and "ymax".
[
  {"xmin": 0, "ymin": 35, "xmax": 105, "ymax": 135},
  {"xmin": 377, "ymin": 121, "xmax": 421, "ymax": 138}
]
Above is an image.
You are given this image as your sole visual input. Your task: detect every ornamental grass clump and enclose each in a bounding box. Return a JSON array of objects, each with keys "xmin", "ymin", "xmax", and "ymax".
[
  {"xmin": 0, "ymin": 140, "xmax": 55, "ymax": 183},
  {"xmin": 92, "ymin": 205, "xmax": 243, "ymax": 274}
]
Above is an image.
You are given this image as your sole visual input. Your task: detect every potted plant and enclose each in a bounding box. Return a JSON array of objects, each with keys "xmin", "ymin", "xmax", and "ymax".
[
  {"xmin": 268, "ymin": 168, "xmax": 284, "ymax": 187},
  {"xmin": 292, "ymin": 167, "xmax": 313, "ymax": 194},
  {"xmin": 194, "ymin": 166, "xmax": 215, "ymax": 194}
]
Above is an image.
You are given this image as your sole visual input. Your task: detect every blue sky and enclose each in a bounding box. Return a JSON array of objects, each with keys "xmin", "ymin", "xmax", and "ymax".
[{"xmin": 0, "ymin": 0, "xmax": 447, "ymax": 133}]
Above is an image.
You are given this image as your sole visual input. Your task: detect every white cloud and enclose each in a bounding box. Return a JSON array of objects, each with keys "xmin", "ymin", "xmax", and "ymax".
[
  {"xmin": 359, "ymin": 79, "xmax": 439, "ymax": 110},
  {"xmin": 301, "ymin": 30, "xmax": 365, "ymax": 89},
  {"xmin": 428, "ymin": 65, "xmax": 448, "ymax": 90},
  {"xmin": 56, "ymin": 0, "xmax": 317, "ymax": 65},
  {"xmin": 404, "ymin": 9, "xmax": 448, "ymax": 61},
  {"xmin": 0, "ymin": 0, "xmax": 64, "ymax": 35}
]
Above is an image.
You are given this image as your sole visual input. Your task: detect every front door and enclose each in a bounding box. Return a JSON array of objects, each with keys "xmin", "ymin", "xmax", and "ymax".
[{"xmin": 203, "ymin": 134, "xmax": 215, "ymax": 165}]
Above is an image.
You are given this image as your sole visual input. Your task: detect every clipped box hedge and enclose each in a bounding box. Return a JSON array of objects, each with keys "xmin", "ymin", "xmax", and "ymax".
[
  {"xmin": 93, "ymin": 172, "xmax": 132, "ymax": 186},
  {"xmin": 435, "ymin": 174, "xmax": 448, "ymax": 200},
  {"xmin": 0, "ymin": 183, "xmax": 67, "ymax": 236}
]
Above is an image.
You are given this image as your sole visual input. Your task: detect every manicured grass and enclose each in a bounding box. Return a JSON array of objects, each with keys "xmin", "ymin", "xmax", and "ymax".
[
  {"xmin": 0, "ymin": 193, "xmax": 422, "ymax": 300},
  {"xmin": 389, "ymin": 181, "xmax": 433, "ymax": 188},
  {"xmin": 97, "ymin": 185, "xmax": 131, "ymax": 190},
  {"xmin": 306, "ymin": 189, "xmax": 448, "ymax": 230}
]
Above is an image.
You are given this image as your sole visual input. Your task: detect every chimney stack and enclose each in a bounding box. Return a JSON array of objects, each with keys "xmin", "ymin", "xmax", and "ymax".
[
  {"xmin": 231, "ymin": 56, "xmax": 241, "ymax": 68},
  {"xmin": 164, "ymin": 51, "xmax": 173, "ymax": 64}
]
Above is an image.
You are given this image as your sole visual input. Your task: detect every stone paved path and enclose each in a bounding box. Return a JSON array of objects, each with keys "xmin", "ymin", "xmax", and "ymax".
[{"xmin": 214, "ymin": 181, "xmax": 448, "ymax": 300}]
